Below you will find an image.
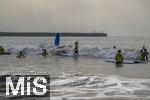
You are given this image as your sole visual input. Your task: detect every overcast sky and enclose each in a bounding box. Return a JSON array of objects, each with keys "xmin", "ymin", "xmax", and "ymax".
[{"xmin": 0, "ymin": 0, "xmax": 150, "ymax": 36}]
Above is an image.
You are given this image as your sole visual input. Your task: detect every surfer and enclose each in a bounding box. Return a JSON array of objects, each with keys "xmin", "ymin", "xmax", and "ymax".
[
  {"xmin": 41, "ymin": 49, "xmax": 49, "ymax": 57},
  {"xmin": 16, "ymin": 51, "xmax": 25, "ymax": 58},
  {"xmin": 74, "ymin": 40, "xmax": 79, "ymax": 56},
  {"xmin": 141, "ymin": 46, "xmax": 149, "ymax": 61},
  {"xmin": 144, "ymin": 49, "xmax": 149, "ymax": 61},
  {"xmin": 139, "ymin": 50, "xmax": 148, "ymax": 61},
  {"xmin": 115, "ymin": 50, "xmax": 123, "ymax": 64},
  {"xmin": 0, "ymin": 46, "xmax": 5, "ymax": 54}
]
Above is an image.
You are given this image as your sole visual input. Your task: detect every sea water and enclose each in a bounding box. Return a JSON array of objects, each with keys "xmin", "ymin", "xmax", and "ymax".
[{"xmin": 0, "ymin": 36, "xmax": 150, "ymax": 100}]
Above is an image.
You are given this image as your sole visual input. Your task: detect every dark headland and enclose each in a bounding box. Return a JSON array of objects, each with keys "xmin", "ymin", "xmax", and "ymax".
[{"xmin": 0, "ymin": 32, "xmax": 107, "ymax": 37}]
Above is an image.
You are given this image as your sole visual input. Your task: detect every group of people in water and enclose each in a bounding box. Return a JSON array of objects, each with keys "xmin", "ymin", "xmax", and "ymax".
[
  {"xmin": 0, "ymin": 42, "xmax": 149, "ymax": 63},
  {"xmin": 0, "ymin": 40, "xmax": 79, "ymax": 58},
  {"xmin": 115, "ymin": 46, "xmax": 149, "ymax": 64},
  {"xmin": 15, "ymin": 49, "xmax": 51, "ymax": 58}
]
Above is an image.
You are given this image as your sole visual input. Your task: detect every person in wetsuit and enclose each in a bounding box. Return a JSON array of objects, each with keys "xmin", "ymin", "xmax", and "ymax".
[
  {"xmin": 74, "ymin": 40, "xmax": 79, "ymax": 56},
  {"xmin": 0, "ymin": 46, "xmax": 5, "ymax": 54},
  {"xmin": 115, "ymin": 50, "xmax": 123, "ymax": 64}
]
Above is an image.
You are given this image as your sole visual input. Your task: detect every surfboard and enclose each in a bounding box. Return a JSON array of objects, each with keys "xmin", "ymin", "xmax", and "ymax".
[
  {"xmin": 0, "ymin": 53, "xmax": 11, "ymax": 55},
  {"xmin": 54, "ymin": 33, "xmax": 60, "ymax": 46},
  {"xmin": 105, "ymin": 59, "xmax": 147, "ymax": 64},
  {"xmin": 133, "ymin": 60, "xmax": 147, "ymax": 64},
  {"xmin": 58, "ymin": 53, "xmax": 73, "ymax": 57}
]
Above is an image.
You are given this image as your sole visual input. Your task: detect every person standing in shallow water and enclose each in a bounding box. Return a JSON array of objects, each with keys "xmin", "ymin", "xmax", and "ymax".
[
  {"xmin": 143, "ymin": 49, "xmax": 149, "ymax": 61},
  {"xmin": 0, "ymin": 46, "xmax": 5, "ymax": 54},
  {"xmin": 139, "ymin": 50, "xmax": 148, "ymax": 61},
  {"xmin": 141, "ymin": 46, "xmax": 149, "ymax": 61},
  {"xmin": 115, "ymin": 50, "xmax": 123, "ymax": 64},
  {"xmin": 74, "ymin": 40, "xmax": 79, "ymax": 57}
]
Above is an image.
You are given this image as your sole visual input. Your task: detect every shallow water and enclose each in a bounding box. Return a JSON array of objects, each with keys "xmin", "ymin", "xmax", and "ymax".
[{"xmin": 0, "ymin": 36, "xmax": 150, "ymax": 100}]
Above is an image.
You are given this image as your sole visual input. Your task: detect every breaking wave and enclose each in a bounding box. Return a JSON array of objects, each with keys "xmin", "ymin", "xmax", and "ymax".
[{"xmin": 2, "ymin": 43, "xmax": 144, "ymax": 59}]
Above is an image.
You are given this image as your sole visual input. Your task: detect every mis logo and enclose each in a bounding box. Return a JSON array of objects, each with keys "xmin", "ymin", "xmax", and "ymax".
[{"xmin": 0, "ymin": 75, "xmax": 50, "ymax": 99}]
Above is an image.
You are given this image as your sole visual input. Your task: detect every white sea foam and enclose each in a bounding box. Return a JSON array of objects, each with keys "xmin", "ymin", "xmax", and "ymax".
[{"xmin": 50, "ymin": 73, "xmax": 150, "ymax": 99}]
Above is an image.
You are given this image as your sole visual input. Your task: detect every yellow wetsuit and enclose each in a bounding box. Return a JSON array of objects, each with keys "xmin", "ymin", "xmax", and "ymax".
[
  {"xmin": 115, "ymin": 53, "xmax": 123, "ymax": 63},
  {"xmin": 139, "ymin": 53, "xmax": 146, "ymax": 61},
  {"xmin": 0, "ymin": 48, "xmax": 5, "ymax": 54},
  {"xmin": 42, "ymin": 51, "xmax": 49, "ymax": 57}
]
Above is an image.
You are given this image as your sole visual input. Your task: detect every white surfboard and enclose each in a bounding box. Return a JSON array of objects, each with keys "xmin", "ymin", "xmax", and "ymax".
[{"xmin": 58, "ymin": 53, "xmax": 73, "ymax": 57}]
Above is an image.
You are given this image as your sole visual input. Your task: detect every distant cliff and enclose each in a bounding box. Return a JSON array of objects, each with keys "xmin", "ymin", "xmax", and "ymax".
[{"xmin": 0, "ymin": 32, "xmax": 107, "ymax": 37}]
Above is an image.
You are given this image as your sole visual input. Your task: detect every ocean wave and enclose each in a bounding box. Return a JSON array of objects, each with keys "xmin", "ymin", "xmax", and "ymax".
[
  {"xmin": 4, "ymin": 43, "xmax": 144, "ymax": 59},
  {"xmin": 2, "ymin": 43, "xmax": 145, "ymax": 59},
  {"xmin": 4, "ymin": 43, "xmax": 148, "ymax": 59}
]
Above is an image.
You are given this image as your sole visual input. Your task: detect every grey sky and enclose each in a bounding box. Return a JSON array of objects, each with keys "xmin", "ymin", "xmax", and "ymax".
[{"xmin": 0, "ymin": 0, "xmax": 150, "ymax": 36}]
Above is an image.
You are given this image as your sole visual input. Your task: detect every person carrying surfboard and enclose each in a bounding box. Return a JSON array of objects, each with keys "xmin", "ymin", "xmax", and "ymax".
[
  {"xmin": 115, "ymin": 50, "xmax": 123, "ymax": 64},
  {"xmin": 74, "ymin": 40, "xmax": 79, "ymax": 56},
  {"xmin": 0, "ymin": 46, "xmax": 5, "ymax": 54}
]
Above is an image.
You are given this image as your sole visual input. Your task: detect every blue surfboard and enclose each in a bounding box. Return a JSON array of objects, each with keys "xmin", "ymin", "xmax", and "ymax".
[
  {"xmin": 54, "ymin": 33, "xmax": 60, "ymax": 46},
  {"xmin": 105, "ymin": 59, "xmax": 147, "ymax": 64}
]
